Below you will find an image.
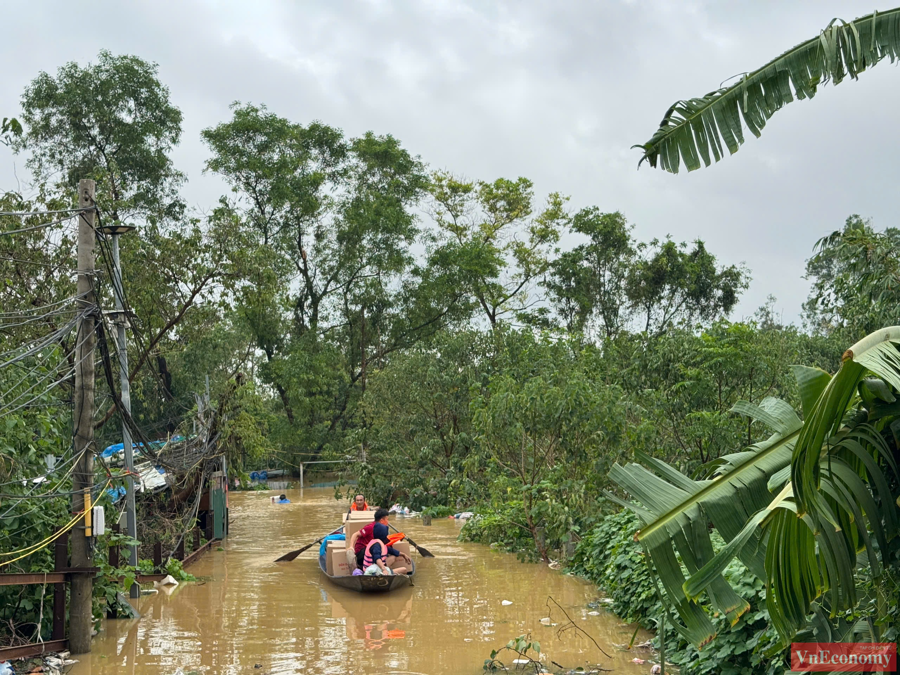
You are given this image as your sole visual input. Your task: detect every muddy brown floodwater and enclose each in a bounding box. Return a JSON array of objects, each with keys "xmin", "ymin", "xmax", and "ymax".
[{"xmin": 68, "ymin": 487, "xmax": 652, "ymax": 675}]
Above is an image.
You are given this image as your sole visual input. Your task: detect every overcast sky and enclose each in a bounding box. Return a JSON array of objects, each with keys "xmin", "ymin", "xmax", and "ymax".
[{"xmin": 1, "ymin": 1, "xmax": 898, "ymax": 325}]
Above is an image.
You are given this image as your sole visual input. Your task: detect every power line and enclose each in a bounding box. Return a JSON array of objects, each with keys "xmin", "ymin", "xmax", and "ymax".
[
  {"xmin": 0, "ymin": 293, "xmax": 85, "ymax": 319},
  {"xmin": 0, "ymin": 311, "xmax": 82, "ymax": 367},
  {"xmin": 0, "ymin": 324, "xmax": 93, "ymax": 418},
  {"xmin": 0, "ymin": 448, "xmax": 84, "ymax": 520},
  {"xmin": 0, "ymin": 208, "xmax": 92, "ymax": 217},
  {"xmin": 0, "ymin": 213, "xmax": 86, "ymax": 238}
]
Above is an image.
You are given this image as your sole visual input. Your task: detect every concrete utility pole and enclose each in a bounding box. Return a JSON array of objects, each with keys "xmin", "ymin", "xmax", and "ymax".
[
  {"xmin": 107, "ymin": 225, "xmax": 139, "ymax": 599},
  {"xmin": 70, "ymin": 179, "xmax": 96, "ymax": 654}
]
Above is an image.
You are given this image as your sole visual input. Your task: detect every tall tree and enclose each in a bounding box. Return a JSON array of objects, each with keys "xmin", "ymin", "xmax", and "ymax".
[
  {"xmin": 428, "ymin": 171, "xmax": 568, "ymax": 328},
  {"xmin": 804, "ymin": 214, "xmax": 900, "ymax": 340},
  {"xmin": 203, "ymin": 104, "xmax": 449, "ymax": 454},
  {"xmin": 12, "ymin": 52, "xmax": 241, "ymax": 437},
  {"xmin": 545, "ymin": 213, "xmax": 747, "ymax": 339},
  {"xmin": 15, "ymin": 50, "xmax": 184, "ymax": 220},
  {"xmin": 626, "ymin": 238, "xmax": 747, "ymax": 336},
  {"xmin": 546, "ymin": 209, "xmax": 634, "ymax": 338}
]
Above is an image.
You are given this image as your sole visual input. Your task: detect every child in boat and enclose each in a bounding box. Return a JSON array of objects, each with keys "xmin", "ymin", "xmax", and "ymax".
[{"xmin": 362, "ymin": 523, "xmax": 408, "ymax": 575}]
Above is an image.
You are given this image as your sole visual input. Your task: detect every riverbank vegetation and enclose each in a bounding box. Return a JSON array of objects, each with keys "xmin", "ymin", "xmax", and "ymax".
[{"xmin": 0, "ymin": 42, "xmax": 896, "ymax": 674}]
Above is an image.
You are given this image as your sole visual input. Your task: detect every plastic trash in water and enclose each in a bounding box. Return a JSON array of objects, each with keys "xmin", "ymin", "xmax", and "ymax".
[
  {"xmin": 501, "ymin": 600, "xmax": 513, "ymax": 606},
  {"xmin": 587, "ymin": 610, "xmax": 600, "ymax": 616},
  {"xmin": 154, "ymin": 574, "xmax": 178, "ymax": 587}
]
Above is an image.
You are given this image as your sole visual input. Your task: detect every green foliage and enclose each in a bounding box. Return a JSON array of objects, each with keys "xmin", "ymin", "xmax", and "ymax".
[
  {"xmin": 420, "ymin": 505, "xmax": 455, "ymax": 519},
  {"xmin": 459, "ymin": 504, "xmax": 539, "ymax": 562},
  {"xmin": 804, "ymin": 215, "xmax": 900, "ymax": 340},
  {"xmin": 356, "ymin": 330, "xmax": 487, "ymax": 510},
  {"xmin": 429, "ymin": 171, "xmax": 568, "ymax": 327},
  {"xmin": 164, "ymin": 557, "xmax": 195, "ymax": 582},
  {"xmin": 0, "ymin": 117, "xmax": 22, "ymax": 146},
  {"xmin": 545, "ymin": 209, "xmax": 635, "ymax": 337},
  {"xmin": 93, "ymin": 529, "xmax": 140, "ymax": 620},
  {"xmin": 483, "ymin": 633, "xmax": 542, "ymax": 673},
  {"xmin": 469, "ymin": 330, "xmax": 632, "ymax": 560},
  {"xmin": 16, "ymin": 49, "xmax": 184, "ymax": 219},
  {"xmin": 570, "ymin": 511, "xmax": 785, "ymax": 675},
  {"xmin": 636, "ymin": 8, "xmax": 900, "ymax": 172},
  {"xmin": 609, "ymin": 333, "xmax": 900, "ymax": 651}
]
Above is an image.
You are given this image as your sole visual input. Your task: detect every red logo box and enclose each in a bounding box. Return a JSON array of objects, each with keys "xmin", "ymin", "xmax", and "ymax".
[{"xmin": 791, "ymin": 643, "xmax": 897, "ymax": 672}]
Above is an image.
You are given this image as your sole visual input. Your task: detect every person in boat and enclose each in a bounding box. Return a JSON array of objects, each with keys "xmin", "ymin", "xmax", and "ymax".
[
  {"xmin": 363, "ymin": 523, "xmax": 408, "ymax": 576},
  {"xmin": 349, "ymin": 508, "xmax": 411, "ymax": 570},
  {"xmin": 350, "ymin": 494, "xmax": 369, "ymax": 511}
]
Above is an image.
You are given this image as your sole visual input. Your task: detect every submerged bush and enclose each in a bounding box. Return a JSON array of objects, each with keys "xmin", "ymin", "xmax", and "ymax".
[{"xmin": 459, "ymin": 503, "xmax": 540, "ymax": 562}]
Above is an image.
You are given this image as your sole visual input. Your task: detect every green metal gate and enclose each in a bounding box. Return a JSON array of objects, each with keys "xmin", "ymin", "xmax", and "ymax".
[{"xmin": 212, "ymin": 486, "xmax": 226, "ymax": 539}]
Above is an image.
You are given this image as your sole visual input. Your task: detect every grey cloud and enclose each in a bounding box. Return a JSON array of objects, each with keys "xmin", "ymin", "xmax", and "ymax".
[{"xmin": 2, "ymin": 0, "xmax": 899, "ymax": 325}]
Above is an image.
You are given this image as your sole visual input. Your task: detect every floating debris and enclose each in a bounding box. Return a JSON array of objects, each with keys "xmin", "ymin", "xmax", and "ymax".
[{"xmin": 501, "ymin": 600, "xmax": 513, "ymax": 606}]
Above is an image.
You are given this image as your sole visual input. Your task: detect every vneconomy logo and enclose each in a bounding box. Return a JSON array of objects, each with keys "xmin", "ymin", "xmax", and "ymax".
[{"xmin": 791, "ymin": 643, "xmax": 897, "ymax": 672}]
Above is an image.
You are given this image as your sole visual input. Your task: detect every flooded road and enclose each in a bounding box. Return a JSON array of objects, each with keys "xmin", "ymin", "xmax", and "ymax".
[{"xmin": 70, "ymin": 488, "xmax": 650, "ymax": 674}]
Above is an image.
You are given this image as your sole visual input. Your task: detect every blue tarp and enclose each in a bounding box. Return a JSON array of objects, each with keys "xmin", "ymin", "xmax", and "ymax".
[
  {"xmin": 106, "ymin": 485, "xmax": 126, "ymax": 502},
  {"xmin": 319, "ymin": 534, "xmax": 346, "ymax": 557},
  {"xmin": 101, "ymin": 437, "xmax": 184, "ymax": 458}
]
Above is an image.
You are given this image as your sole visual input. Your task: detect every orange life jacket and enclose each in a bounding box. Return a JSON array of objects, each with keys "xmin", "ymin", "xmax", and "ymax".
[{"xmin": 351, "ymin": 501, "xmax": 370, "ymax": 511}]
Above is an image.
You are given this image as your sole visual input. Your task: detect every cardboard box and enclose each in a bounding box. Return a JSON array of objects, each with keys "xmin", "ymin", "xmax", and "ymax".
[
  {"xmin": 343, "ymin": 516, "xmax": 370, "ymax": 542},
  {"xmin": 390, "ymin": 540, "xmax": 411, "ymax": 569},
  {"xmin": 330, "ymin": 548, "xmax": 352, "ymax": 577},
  {"xmin": 325, "ymin": 540, "xmax": 344, "ymax": 576}
]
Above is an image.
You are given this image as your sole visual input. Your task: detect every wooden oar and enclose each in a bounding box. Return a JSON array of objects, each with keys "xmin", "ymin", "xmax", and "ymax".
[
  {"xmin": 389, "ymin": 521, "xmax": 435, "ymax": 558},
  {"xmin": 275, "ymin": 525, "xmax": 344, "ymax": 562}
]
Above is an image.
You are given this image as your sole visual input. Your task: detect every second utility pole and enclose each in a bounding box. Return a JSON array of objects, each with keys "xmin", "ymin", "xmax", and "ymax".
[{"xmin": 107, "ymin": 225, "xmax": 139, "ymax": 599}]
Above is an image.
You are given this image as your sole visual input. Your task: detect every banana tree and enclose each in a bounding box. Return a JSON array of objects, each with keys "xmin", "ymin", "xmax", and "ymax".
[
  {"xmin": 635, "ymin": 8, "xmax": 900, "ymax": 172},
  {"xmin": 608, "ymin": 327, "xmax": 900, "ymax": 648}
]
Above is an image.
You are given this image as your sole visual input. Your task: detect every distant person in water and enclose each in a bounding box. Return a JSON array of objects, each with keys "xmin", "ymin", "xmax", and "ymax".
[
  {"xmin": 351, "ymin": 494, "xmax": 369, "ymax": 511},
  {"xmin": 271, "ymin": 493, "xmax": 290, "ymax": 504}
]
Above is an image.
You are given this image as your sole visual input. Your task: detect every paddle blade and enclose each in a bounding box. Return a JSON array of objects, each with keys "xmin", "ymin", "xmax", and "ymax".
[
  {"xmin": 407, "ymin": 537, "xmax": 435, "ymax": 558},
  {"xmin": 274, "ymin": 541, "xmax": 315, "ymax": 562}
]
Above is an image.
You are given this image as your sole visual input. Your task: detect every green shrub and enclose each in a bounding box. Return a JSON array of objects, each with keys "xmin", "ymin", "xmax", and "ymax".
[
  {"xmin": 459, "ymin": 503, "xmax": 539, "ymax": 562},
  {"xmin": 420, "ymin": 505, "xmax": 455, "ymax": 519},
  {"xmin": 569, "ymin": 510, "xmax": 785, "ymax": 675}
]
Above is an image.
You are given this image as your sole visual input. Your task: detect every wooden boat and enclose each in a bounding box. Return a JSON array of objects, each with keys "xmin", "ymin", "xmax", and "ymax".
[{"xmin": 318, "ymin": 554, "xmax": 415, "ymax": 593}]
